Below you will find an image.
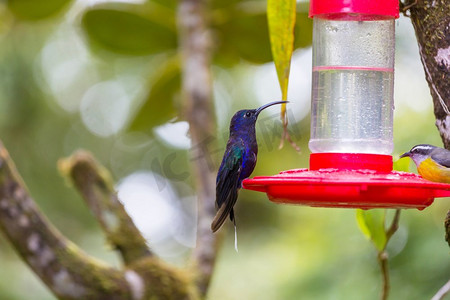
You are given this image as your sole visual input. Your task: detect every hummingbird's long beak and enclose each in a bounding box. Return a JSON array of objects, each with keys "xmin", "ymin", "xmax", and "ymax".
[
  {"xmin": 255, "ymin": 101, "xmax": 287, "ymax": 117},
  {"xmin": 399, "ymin": 152, "xmax": 410, "ymax": 158}
]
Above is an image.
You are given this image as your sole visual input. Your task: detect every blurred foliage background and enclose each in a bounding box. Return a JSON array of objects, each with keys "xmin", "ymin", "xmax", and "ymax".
[{"xmin": 0, "ymin": 0, "xmax": 448, "ymax": 299}]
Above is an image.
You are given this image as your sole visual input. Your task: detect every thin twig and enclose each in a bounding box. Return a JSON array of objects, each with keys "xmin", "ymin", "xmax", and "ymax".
[
  {"xmin": 378, "ymin": 251, "xmax": 390, "ymax": 300},
  {"xmin": 279, "ymin": 118, "xmax": 301, "ymax": 152},
  {"xmin": 445, "ymin": 210, "xmax": 450, "ymax": 247},
  {"xmin": 432, "ymin": 280, "xmax": 450, "ymax": 300},
  {"xmin": 386, "ymin": 209, "xmax": 401, "ymax": 241},
  {"xmin": 400, "ymin": 0, "xmax": 418, "ymax": 17},
  {"xmin": 378, "ymin": 209, "xmax": 401, "ymax": 300}
]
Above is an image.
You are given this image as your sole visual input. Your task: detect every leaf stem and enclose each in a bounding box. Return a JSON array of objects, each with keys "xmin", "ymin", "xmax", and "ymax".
[
  {"xmin": 378, "ymin": 250, "xmax": 390, "ymax": 300},
  {"xmin": 386, "ymin": 209, "xmax": 401, "ymax": 241},
  {"xmin": 378, "ymin": 209, "xmax": 401, "ymax": 300}
]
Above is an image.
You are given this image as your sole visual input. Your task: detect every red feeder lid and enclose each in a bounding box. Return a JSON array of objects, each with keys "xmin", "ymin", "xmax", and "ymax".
[
  {"xmin": 243, "ymin": 154, "xmax": 450, "ymax": 210},
  {"xmin": 309, "ymin": 0, "xmax": 399, "ymax": 19}
]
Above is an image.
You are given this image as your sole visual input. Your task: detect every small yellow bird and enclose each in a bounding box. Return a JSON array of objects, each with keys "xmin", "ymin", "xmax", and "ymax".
[{"xmin": 400, "ymin": 144, "xmax": 450, "ymax": 184}]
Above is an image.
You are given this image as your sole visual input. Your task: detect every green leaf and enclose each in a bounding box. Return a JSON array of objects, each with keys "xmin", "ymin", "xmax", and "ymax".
[
  {"xmin": 128, "ymin": 58, "xmax": 180, "ymax": 132},
  {"xmin": 81, "ymin": 3, "xmax": 176, "ymax": 56},
  {"xmin": 215, "ymin": 12, "xmax": 273, "ymax": 65},
  {"xmin": 267, "ymin": 0, "xmax": 296, "ymax": 101},
  {"xmin": 393, "ymin": 155, "xmax": 411, "ymax": 172},
  {"xmin": 294, "ymin": 12, "xmax": 313, "ymax": 49},
  {"xmin": 7, "ymin": 0, "xmax": 72, "ymax": 20},
  {"xmin": 356, "ymin": 209, "xmax": 387, "ymax": 251},
  {"xmin": 212, "ymin": 2, "xmax": 312, "ymax": 67}
]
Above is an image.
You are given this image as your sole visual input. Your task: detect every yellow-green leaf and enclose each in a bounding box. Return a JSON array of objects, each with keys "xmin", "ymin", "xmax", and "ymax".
[
  {"xmin": 393, "ymin": 155, "xmax": 411, "ymax": 172},
  {"xmin": 356, "ymin": 209, "xmax": 387, "ymax": 251},
  {"xmin": 267, "ymin": 0, "xmax": 297, "ymax": 146},
  {"xmin": 267, "ymin": 0, "xmax": 296, "ymax": 103}
]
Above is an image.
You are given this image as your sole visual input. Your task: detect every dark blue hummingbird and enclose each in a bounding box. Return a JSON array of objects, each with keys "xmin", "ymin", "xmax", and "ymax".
[{"xmin": 211, "ymin": 101, "xmax": 286, "ymax": 233}]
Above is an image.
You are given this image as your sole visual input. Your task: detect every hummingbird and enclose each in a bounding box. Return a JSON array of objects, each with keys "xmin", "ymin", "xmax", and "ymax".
[{"xmin": 211, "ymin": 101, "xmax": 287, "ymax": 234}]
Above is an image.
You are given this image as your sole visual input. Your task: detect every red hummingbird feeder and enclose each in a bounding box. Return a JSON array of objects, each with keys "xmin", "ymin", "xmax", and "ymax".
[{"xmin": 242, "ymin": 0, "xmax": 450, "ymax": 209}]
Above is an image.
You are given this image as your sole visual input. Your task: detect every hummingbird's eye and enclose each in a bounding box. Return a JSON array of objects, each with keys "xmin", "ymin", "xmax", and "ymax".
[{"xmin": 245, "ymin": 112, "xmax": 251, "ymax": 118}]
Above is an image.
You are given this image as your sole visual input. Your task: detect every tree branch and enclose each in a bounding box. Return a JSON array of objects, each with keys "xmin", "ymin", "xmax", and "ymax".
[
  {"xmin": 408, "ymin": 0, "xmax": 450, "ymax": 147},
  {"xmin": 408, "ymin": 0, "xmax": 450, "ymax": 252},
  {"xmin": 0, "ymin": 142, "xmax": 200, "ymax": 299},
  {"xmin": 59, "ymin": 150, "xmax": 152, "ymax": 265},
  {"xmin": 0, "ymin": 142, "xmax": 132, "ymax": 299},
  {"xmin": 177, "ymin": 0, "xmax": 219, "ymax": 296}
]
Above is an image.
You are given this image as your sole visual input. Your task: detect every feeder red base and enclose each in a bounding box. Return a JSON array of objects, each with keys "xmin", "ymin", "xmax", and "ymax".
[{"xmin": 242, "ymin": 154, "xmax": 450, "ymax": 210}]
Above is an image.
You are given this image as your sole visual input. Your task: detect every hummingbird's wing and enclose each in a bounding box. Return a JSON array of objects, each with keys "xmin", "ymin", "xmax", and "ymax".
[
  {"xmin": 211, "ymin": 143, "xmax": 244, "ymax": 233},
  {"xmin": 431, "ymin": 148, "xmax": 450, "ymax": 168}
]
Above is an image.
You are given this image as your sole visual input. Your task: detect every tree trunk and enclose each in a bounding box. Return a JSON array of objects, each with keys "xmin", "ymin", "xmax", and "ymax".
[
  {"xmin": 406, "ymin": 0, "xmax": 450, "ymax": 147},
  {"xmin": 177, "ymin": 0, "xmax": 220, "ymax": 296}
]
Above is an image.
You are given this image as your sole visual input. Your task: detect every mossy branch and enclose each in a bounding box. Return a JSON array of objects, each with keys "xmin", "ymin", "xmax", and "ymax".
[
  {"xmin": 407, "ymin": 0, "xmax": 450, "ymax": 146},
  {"xmin": 407, "ymin": 0, "xmax": 450, "ymax": 252},
  {"xmin": 0, "ymin": 142, "xmax": 132, "ymax": 299},
  {"xmin": 0, "ymin": 141, "xmax": 200, "ymax": 299},
  {"xmin": 59, "ymin": 150, "xmax": 152, "ymax": 265}
]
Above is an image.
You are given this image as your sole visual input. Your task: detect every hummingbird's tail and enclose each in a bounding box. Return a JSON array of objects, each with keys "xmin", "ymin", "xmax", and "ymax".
[
  {"xmin": 233, "ymin": 215, "xmax": 238, "ymax": 253},
  {"xmin": 211, "ymin": 187, "xmax": 238, "ymax": 232},
  {"xmin": 211, "ymin": 207, "xmax": 239, "ymax": 252},
  {"xmin": 211, "ymin": 205, "xmax": 228, "ymax": 233}
]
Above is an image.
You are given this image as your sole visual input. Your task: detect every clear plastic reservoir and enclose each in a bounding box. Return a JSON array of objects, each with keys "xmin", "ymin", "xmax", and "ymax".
[{"xmin": 309, "ymin": 17, "xmax": 395, "ymax": 154}]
